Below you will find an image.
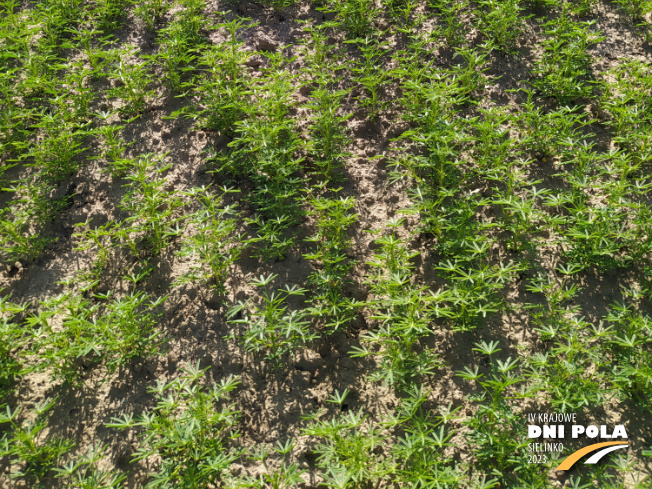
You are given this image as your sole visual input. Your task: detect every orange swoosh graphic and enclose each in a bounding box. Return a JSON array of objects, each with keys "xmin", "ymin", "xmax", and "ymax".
[{"xmin": 556, "ymin": 441, "xmax": 629, "ymax": 470}]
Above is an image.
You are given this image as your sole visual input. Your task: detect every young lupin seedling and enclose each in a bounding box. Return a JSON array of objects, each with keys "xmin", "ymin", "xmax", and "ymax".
[
  {"xmin": 215, "ymin": 51, "xmax": 305, "ymax": 261},
  {"xmin": 119, "ymin": 153, "xmax": 184, "ymax": 257},
  {"xmin": 351, "ymin": 220, "xmax": 444, "ymax": 388},
  {"xmin": 304, "ymin": 85, "xmax": 352, "ymax": 183},
  {"xmin": 474, "ymin": 0, "xmax": 529, "ymax": 53},
  {"xmin": 176, "ymin": 186, "xmax": 242, "ymax": 297},
  {"xmin": 28, "ymin": 285, "xmax": 166, "ymax": 384},
  {"xmin": 54, "ymin": 443, "xmax": 126, "ymax": 489},
  {"xmin": 226, "ymin": 274, "xmax": 315, "ymax": 363},
  {"xmin": 135, "ymin": 0, "xmax": 169, "ymax": 30},
  {"xmin": 108, "ymin": 46, "xmax": 155, "ymax": 115},
  {"xmin": 150, "ymin": 0, "xmax": 209, "ymax": 91},
  {"xmin": 432, "ymin": 0, "xmax": 470, "ymax": 49},
  {"xmin": 180, "ymin": 18, "xmax": 256, "ymax": 133},
  {"xmin": 0, "ymin": 398, "xmax": 75, "ymax": 481},
  {"xmin": 304, "ymin": 191, "xmax": 359, "ymax": 333},
  {"xmin": 320, "ymin": 0, "xmax": 379, "ymax": 38},
  {"xmin": 532, "ymin": 15, "xmax": 605, "ymax": 103},
  {"xmin": 346, "ymin": 36, "xmax": 390, "ymax": 120},
  {"xmin": 457, "ymin": 342, "xmax": 545, "ymax": 484},
  {"xmin": 0, "ymin": 293, "xmax": 27, "ymax": 396},
  {"xmin": 301, "ymin": 389, "xmax": 390, "ymax": 486},
  {"xmin": 106, "ymin": 363, "xmax": 242, "ymax": 488}
]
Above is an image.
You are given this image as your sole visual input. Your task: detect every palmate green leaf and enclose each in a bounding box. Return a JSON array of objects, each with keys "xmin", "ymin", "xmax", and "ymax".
[
  {"xmin": 176, "ymin": 186, "xmax": 241, "ymax": 295},
  {"xmin": 106, "ymin": 413, "xmax": 135, "ymax": 430},
  {"xmin": 348, "ymin": 345, "xmax": 371, "ymax": 358},
  {"xmin": 472, "ymin": 340, "xmax": 500, "ymax": 357},
  {"xmin": 320, "ymin": 466, "xmax": 351, "ymax": 489},
  {"xmin": 534, "ymin": 323, "xmax": 557, "ymax": 341},
  {"xmin": 457, "ymin": 365, "xmax": 482, "ymax": 381},
  {"xmin": 495, "ymin": 357, "xmax": 519, "ymax": 374},
  {"xmin": 482, "ymin": 376, "xmax": 522, "ymax": 395},
  {"xmin": 54, "ymin": 442, "xmax": 127, "ymax": 488},
  {"xmin": 0, "ymin": 404, "xmax": 19, "ymax": 425},
  {"xmin": 611, "ymin": 333, "xmax": 642, "ymax": 348}
]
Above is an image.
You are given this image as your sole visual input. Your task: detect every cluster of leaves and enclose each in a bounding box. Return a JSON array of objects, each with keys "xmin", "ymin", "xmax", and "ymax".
[
  {"xmin": 176, "ymin": 186, "xmax": 242, "ymax": 297},
  {"xmin": 302, "ymin": 389, "xmax": 391, "ymax": 487},
  {"xmin": 71, "ymin": 151, "xmax": 185, "ymax": 288},
  {"xmin": 29, "ymin": 283, "xmax": 166, "ymax": 385},
  {"xmin": 532, "ymin": 12, "xmax": 605, "ymax": 103},
  {"xmin": 150, "ymin": 0, "xmax": 210, "ymax": 91},
  {"xmin": 0, "ymin": 293, "xmax": 26, "ymax": 397},
  {"xmin": 227, "ymin": 274, "xmax": 314, "ymax": 363},
  {"xmin": 301, "ymin": 386, "xmax": 465, "ymax": 487},
  {"xmin": 185, "ymin": 18, "xmax": 255, "ymax": 135},
  {"xmin": 301, "ymin": 23, "xmax": 352, "ymax": 183},
  {"xmin": 119, "ymin": 153, "xmax": 184, "ymax": 256},
  {"xmin": 352, "ymin": 220, "xmax": 443, "ymax": 388},
  {"xmin": 211, "ymin": 51, "xmax": 305, "ymax": 260},
  {"xmin": 458, "ymin": 342, "xmax": 545, "ymax": 485},
  {"xmin": 304, "ymin": 192, "xmax": 359, "ymax": 333},
  {"xmin": 54, "ymin": 443, "xmax": 126, "ymax": 489},
  {"xmin": 108, "ymin": 363, "xmax": 242, "ymax": 488},
  {"xmin": 1, "ymin": 399, "xmax": 75, "ymax": 482},
  {"xmin": 526, "ymin": 275, "xmax": 652, "ymax": 413}
]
